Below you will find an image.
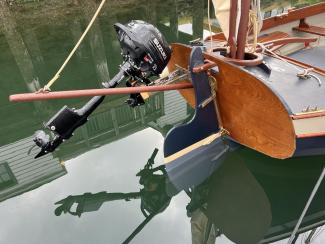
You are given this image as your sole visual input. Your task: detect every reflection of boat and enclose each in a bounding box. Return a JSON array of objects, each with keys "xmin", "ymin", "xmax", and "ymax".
[
  {"xmin": 208, "ymin": 148, "xmax": 325, "ymax": 243},
  {"xmin": 242, "ymin": 149, "xmax": 325, "ymax": 243},
  {"xmin": 167, "ymin": 2, "xmax": 325, "ymax": 159},
  {"xmin": 54, "ymin": 144, "xmax": 325, "ymax": 244},
  {"xmin": 188, "ymin": 147, "xmax": 325, "ymax": 244}
]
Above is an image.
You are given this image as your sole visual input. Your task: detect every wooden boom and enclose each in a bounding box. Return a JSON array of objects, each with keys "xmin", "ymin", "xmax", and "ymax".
[{"xmin": 9, "ymin": 83, "xmax": 193, "ymax": 102}]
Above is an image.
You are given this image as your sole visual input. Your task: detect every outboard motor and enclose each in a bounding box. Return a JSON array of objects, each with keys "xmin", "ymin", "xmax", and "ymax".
[
  {"xmin": 32, "ymin": 20, "xmax": 171, "ymax": 158},
  {"xmin": 104, "ymin": 20, "xmax": 172, "ymax": 88}
]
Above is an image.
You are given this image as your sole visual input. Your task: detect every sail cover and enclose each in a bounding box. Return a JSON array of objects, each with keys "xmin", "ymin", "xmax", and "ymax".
[
  {"xmin": 211, "ymin": 0, "xmax": 241, "ymax": 40},
  {"xmin": 211, "ymin": 0, "xmax": 262, "ymax": 41}
]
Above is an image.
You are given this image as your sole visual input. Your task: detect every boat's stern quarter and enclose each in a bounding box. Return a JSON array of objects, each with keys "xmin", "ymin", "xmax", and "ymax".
[
  {"xmin": 292, "ymin": 112, "xmax": 325, "ymax": 157},
  {"xmin": 243, "ymin": 53, "xmax": 325, "ymax": 158},
  {"xmin": 204, "ymin": 52, "xmax": 296, "ymax": 159}
]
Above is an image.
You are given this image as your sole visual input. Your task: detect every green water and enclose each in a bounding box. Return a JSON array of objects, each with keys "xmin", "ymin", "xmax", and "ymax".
[{"xmin": 0, "ymin": 0, "xmax": 325, "ymax": 243}]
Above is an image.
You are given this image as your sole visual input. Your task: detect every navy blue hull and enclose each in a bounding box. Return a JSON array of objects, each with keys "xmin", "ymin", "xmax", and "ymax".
[
  {"xmin": 294, "ymin": 136, "xmax": 325, "ymax": 157},
  {"xmin": 164, "ymin": 47, "xmax": 219, "ymax": 158},
  {"xmin": 165, "ymin": 137, "xmax": 229, "ymax": 194}
]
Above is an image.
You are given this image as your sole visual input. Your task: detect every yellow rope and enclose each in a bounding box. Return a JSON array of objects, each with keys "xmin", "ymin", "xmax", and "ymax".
[
  {"xmin": 208, "ymin": 75, "xmax": 224, "ymax": 128},
  {"xmin": 247, "ymin": 0, "xmax": 262, "ymax": 53},
  {"xmin": 42, "ymin": 0, "xmax": 107, "ymax": 91},
  {"xmin": 247, "ymin": 9, "xmax": 259, "ymax": 53}
]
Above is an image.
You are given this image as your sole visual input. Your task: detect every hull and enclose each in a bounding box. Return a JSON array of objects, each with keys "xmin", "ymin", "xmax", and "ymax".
[
  {"xmin": 165, "ymin": 3, "xmax": 325, "ymax": 159},
  {"xmin": 168, "ymin": 43, "xmax": 296, "ymax": 159},
  {"xmin": 164, "ymin": 47, "xmax": 229, "ymax": 191},
  {"xmin": 167, "ymin": 42, "xmax": 325, "ymax": 159}
]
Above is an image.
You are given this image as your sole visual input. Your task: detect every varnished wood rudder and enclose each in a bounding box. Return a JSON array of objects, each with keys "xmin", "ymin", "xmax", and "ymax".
[{"xmin": 168, "ymin": 43, "xmax": 296, "ymax": 159}]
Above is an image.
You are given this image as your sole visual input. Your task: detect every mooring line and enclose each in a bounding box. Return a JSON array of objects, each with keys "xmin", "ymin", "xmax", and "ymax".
[{"xmin": 42, "ymin": 0, "xmax": 107, "ymax": 91}]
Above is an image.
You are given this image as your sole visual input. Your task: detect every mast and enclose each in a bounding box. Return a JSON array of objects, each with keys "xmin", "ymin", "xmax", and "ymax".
[
  {"xmin": 236, "ymin": 0, "xmax": 250, "ymax": 59},
  {"xmin": 228, "ymin": 0, "xmax": 238, "ymax": 58},
  {"xmin": 212, "ymin": 0, "xmax": 252, "ymax": 60}
]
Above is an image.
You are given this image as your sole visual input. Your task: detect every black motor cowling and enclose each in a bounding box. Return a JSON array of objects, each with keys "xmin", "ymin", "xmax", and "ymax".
[{"xmin": 103, "ymin": 20, "xmax": 172, "ymax": 107}]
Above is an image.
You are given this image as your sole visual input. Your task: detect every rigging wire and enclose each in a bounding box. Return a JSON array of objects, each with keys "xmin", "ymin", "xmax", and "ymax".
[
  {"xmin": 207, "ymin": 0, "xmax": 213, "ymax": 50},
  {"xmin": 257, "ymin": 42, "xmax": 322, "ymax": 86}
]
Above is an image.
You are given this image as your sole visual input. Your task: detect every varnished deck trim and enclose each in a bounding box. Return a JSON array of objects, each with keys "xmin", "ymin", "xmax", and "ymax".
[
  {"xmin": 293, "ymin": 116, "xmax": 325, "ymax": 138},
  {"xmin": 297, "ymin": 132, "xmax": 325, "ymax": 138},
  {"xmin": 164, "ymin": 133, "xmax": 221, "ymax": 164},
  {"xmin": 291, "ymin": 111, "xmax": 325, "ymax": 120},
  {"xmin": 261, "ymin": 3, "xmax": 325, "ymax": 31},
  {"xmin": 293, "ymin": 25, "xmax": 325, "ymax": 37}
]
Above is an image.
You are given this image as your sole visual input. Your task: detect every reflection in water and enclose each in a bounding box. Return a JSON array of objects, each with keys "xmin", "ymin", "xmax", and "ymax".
[
  {"xmin": 55, "ymin": 148, "xmax": 171, "ymax": 243},
  {"xmin": 0, "ymin": 136, "xmax": 66, "ymax": 202},
  {"xmin": 0, "ymin": 90, "xmax": 192, "ymax": 206},
  {"xmin": 206, "ymin": 151, "xmax": 272, "ymax": 244},
  {"xmin": 205, "ymin": 149, "xmax": 325, "ymax": 244},
  {"xmin": 80, "ymin": 0, "xmax": 111, "ymax": 84},
  {"xmin": 53, "ymin": 141, "xmax": 325, "ymax": 244},
  {"xmin": 0, "ymin": 0, "xmax": 44, "ymax": 115},
  {"xmin": 0, "ymin": 0, "xmax": 40, "ymax": 92}
]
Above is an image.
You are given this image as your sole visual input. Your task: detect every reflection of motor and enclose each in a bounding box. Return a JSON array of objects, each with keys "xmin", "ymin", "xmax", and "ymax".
[
  {"xmin": 54, "ymin": 148, "xmax": 170, "ymax": 243},
  {"xmin": 33, "ymin": 20, "xmax": 171, "ymax": 158},
  {"xmin": 54, "ymin": 148, "xmax": 170, "ymax": 217}
]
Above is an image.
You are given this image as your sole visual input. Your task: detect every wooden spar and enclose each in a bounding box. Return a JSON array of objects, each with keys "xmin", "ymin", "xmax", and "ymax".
[
  {"xmin": 9, "ymin": 83, "xmax": 193, "ymax": 102},
  {"xmin": 228, "ymin": 0, "xmax": 238, "ymax": 58},
  {"xmin": 236, "ymin": 0, "xmax": 250, "ymax": 60}
]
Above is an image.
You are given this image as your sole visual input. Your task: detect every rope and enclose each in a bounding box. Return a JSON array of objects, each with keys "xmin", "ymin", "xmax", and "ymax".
[
  {"xmin": 287, "ymin": 167, "xmax": 325, "ymax": 244},
  {"xmin": 41, "ymin": 0, "xmax": 107, "ymax": 92},
  {"xmin": 209, "ymin": 75, "xmax": 223, "ymax": 128},
  {"xmin": 247, "ymin": 10, "xmax": 258, "ymax": 53},
  {"xmin": 247, "ymin": 0, "xmax": 262, "ymax": 53},
  {"xmin": 297, "ymin": 68, "xmax": 322, "ymax": 86},
  {"xmin": 258, "ymin": 43, "xmax": 322, "ymax": 87}
]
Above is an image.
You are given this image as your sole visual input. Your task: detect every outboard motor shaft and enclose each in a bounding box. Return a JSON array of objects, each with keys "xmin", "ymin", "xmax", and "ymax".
[{"xmin": 32, "ymin": 20, "xmax": 171, "ymax": 158}]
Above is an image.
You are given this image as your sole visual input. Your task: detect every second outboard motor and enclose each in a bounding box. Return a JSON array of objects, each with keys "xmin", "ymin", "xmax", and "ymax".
[{"xmin": 32, "ymin": 20, "xmax": 171, "ymax": 158}]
